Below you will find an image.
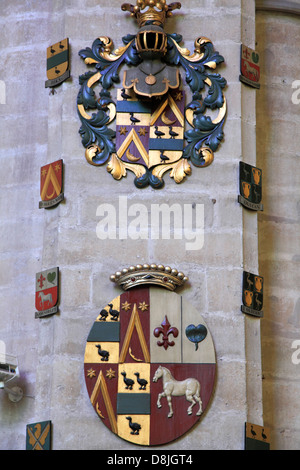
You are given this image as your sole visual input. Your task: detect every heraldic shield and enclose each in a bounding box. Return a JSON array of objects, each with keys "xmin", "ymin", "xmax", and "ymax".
[
  {"xmin": 45, "ymin": 38, "xmax": 70, "ymax": 88},
  {"xmin": 239, "ymin": 161, "xmax": 263, "ymax": 211},
  {"xmin": 35, "ymin": 267, "xmax": 59, "ymax": 318},
  {"xmin": 115, "ymin": 89, "xmax": 185, "ymax": 174},
  {"xmin": 84, "ymin": 267, "xmax": 216, "ymax": 446},
  {"xmin": 39, "ymin": 159, "xmax": 64, "ymax": 209}
]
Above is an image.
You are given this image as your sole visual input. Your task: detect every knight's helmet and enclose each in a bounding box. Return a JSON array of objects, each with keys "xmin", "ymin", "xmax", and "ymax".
[
  {"xmin": 136, "ymin": 25, "xmax": 167, "ymax": 59},
  {"xmin": 122, "ymin": 0, "xmax": 181, "ymax": 59}
]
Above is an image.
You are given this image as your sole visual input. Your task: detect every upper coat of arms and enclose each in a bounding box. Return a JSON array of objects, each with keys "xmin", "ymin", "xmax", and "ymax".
[{"xmin": 77, "ymin": 1, "xmax": 227, "ymax": 188}]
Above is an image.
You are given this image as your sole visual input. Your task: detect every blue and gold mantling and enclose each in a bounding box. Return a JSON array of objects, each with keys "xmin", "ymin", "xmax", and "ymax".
[{"xmin": 77, "ymin": 1, "xmax": 227, "ymax": 188}]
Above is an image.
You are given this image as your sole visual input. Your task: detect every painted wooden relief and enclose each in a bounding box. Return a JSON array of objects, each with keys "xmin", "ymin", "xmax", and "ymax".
[
  {"xmin": 84, "ymin": 265, "xmax": 216, "ymax": 446},
  {"xmin": 26, "ymin": 421, "xmax": 52, "ymax": 450},
  {"xmin": 45, "ymin": 38, "xmax": 70, "ymax": 90},
  {"xmin": 35, "ymin": 268, "xmax": 59, "ymax": 318},
  {"xmin": 241, "ymin": 271, "xmax": 264, "ymax": 318},
  {"xmin": 77, "ymin": 1, "xmax": 227, "ymax": 188},
  {"xmin": 238, "ymin": 161, "xmax": 263, "ymax": 211},
  {"xmin": 239, "ymin": 45, "xmax": 260, "ymax": 89},
  {"xmin": 39, "ymin": 159, "xmax": 64, "ymax": 209},
  {"xmin": 245, "ymin": 423, "xmax": 270, "ymax": 450}
]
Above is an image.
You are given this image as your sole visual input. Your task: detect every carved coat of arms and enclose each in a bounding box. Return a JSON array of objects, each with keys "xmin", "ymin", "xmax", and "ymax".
[
  {"xmin": 84, "ymin": 264, "xmax": 216, "ymax": 446},
  {"xmin": 77, "ymin": 1, "xmax": 227, "ymax": 188}
]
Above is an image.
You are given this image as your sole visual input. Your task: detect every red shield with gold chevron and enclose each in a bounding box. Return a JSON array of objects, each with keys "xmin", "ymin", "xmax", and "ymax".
[
  {"xmin": 84, "ymin": 286, "xmax": 216, "ymax": 446},
  {"xmin": 39, "ymin": 159, "xmax": 64, "ymax": 209}
]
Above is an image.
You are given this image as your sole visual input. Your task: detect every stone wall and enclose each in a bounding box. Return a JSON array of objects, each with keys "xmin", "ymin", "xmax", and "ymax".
[
  {"xmin": 256, "ymin": 4, "xmax": 300, "ymax": 450},
  {"xmin": 0, "ymin": 0, "xmax": 263, "ymax": 450}
]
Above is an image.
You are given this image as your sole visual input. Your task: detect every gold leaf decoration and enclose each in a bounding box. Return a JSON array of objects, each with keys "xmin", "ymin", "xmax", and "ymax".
[
  {"xmin": 170, "ymin": 158, "xmax": 192, "ymax": 183},
  {"xmin": 107, "ymin": 153, "xmax": 127, "ymax": 180}
]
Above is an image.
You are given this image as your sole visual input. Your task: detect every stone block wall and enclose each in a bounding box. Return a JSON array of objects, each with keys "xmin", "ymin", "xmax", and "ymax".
[
  {"xmin": 256, "ymin": 5, "xmax": 300, "ymax": 450},
  {"xmin": 0, "ymin": 0, "xmax": 263, "ymax": 450}
]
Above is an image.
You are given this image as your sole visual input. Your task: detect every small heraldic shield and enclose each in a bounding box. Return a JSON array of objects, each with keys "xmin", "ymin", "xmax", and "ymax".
[
  {"xmin": 238, "ymin": 161, "xmax": 263, "ymax": 211},
  {"xmin": 245, "ymin": 422, "xmax": 270, "ymax": 450},
  {"xmin": 26, "ymin": 420, "xmax": 51, "ymax": 450},
  {"xmin": 45, "ymin": 38, "xmax": 70, "ymax": 89},
  {"xmin": 35, "ymin": 268, "xmax": 59, "ymax": 318},
  {"xmin": 39, "ymin": 159, "xmax": 64, "ymax": 209},
  {"xmin": 84, "ymin": 264, "xmax": 216, "ymax": 446},
  {"xmin": 239, "ymin": 44, "xmax": 260, "ymax": 89},
  {"xmin": 241, "ymin": 271, "xmax": 264, "ymax": 318}
]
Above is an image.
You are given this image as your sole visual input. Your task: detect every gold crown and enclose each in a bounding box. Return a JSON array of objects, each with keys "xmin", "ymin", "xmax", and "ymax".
[
  {"xmin": 110, "ymin": 263, "xmax": 188, "ymax": 291},
  {"xmin": 121, "ymin": 1, "xmax": 181, "ymax": 27}
]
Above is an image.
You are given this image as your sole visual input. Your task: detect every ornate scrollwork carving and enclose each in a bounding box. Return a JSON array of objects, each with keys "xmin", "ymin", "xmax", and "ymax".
[{"xmin": 77, "ymin": 3, "xmax": 227, "ymax": 188}]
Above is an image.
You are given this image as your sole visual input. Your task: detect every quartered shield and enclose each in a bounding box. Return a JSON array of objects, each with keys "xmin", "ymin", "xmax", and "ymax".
[
  {"xmin": 84, "ymin": 286, "xmax": 216, "ymax": 446},
  {"xmin": 115, "ymin": 89, "xmax": 185, "ymax": 174},
  {"xmin": 239, "ymin": 161, "xmax": 263, "ymax": 211},
  {"xmin": 241, "ymin": 271, "xmax": 264, "ymax": 318}
]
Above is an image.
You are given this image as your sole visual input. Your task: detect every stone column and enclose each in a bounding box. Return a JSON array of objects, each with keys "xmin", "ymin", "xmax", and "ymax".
[{"xmin": 241, "ymin": 0, "xmax": 264, "ymax": 426}]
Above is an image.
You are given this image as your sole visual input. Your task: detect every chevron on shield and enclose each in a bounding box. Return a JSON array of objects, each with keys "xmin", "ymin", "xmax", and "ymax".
[
  {"xmin": 84, "ymin": 284, "xmax": 216, "ymax": 446},
  {"xmin": 115, "ymin": 89, "xmax": 185, "ymax": 170},
  {"xmin": 39, "ymin": 159, "xmax": 64, "ymax": 209}
]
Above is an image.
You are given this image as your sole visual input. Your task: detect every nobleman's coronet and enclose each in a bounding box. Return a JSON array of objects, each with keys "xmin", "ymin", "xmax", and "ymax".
[
  {"xmin": 121, "ymin": 0, "xmax": 181, "ymax": 28},
  {"xmin": 110, "ymin": 263, "xmax": 188, "ymax": 291}
]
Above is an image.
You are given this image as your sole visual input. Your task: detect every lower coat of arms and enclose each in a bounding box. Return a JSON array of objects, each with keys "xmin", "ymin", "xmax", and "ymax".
[{"xmin": 84, "ymin": 265, "xmax": 216, "ymax": 446}]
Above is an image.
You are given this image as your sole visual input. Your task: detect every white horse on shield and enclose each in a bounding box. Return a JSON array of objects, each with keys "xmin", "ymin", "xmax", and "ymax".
[
  {"xmin": 38, "ymin": 292, "xmax": 53, "ymax": 309},
  {"xmin": 153, "ymin": 365, "xmax": 203, "ymax": 418}
]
